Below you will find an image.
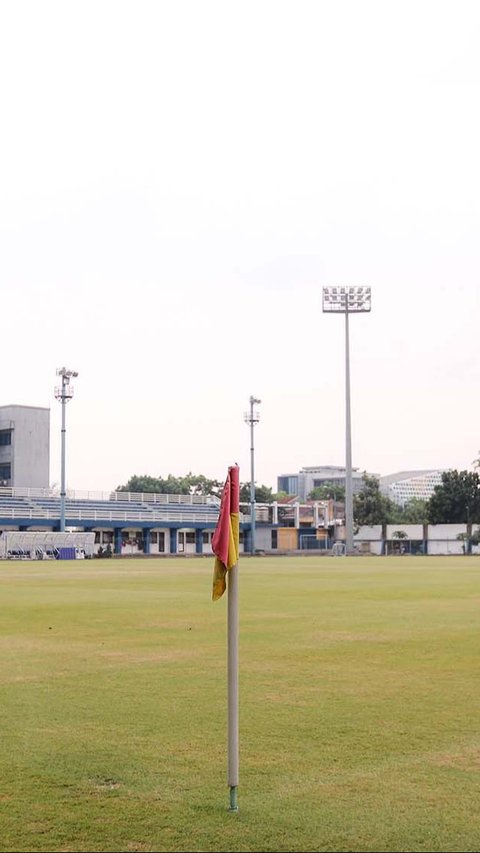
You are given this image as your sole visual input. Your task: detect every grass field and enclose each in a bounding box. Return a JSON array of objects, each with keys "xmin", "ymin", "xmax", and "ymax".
[{"xmin": 1, "ymin": 555, "xmax": 480, "ymax": 853}]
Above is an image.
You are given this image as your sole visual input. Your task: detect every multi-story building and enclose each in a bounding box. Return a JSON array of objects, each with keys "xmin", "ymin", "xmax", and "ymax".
[
  {"xmin": 277, "ymin": 465, "xmax": 373, "ymax": 500},
  {"xmin": 0, "ymin": 405, "xmax": 50, "ymax": 488},
  {"xmin": 379, "ymin": 470, "xmax": 445, "ymax": 507}
]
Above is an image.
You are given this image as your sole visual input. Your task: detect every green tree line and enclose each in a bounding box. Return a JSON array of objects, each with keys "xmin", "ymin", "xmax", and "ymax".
[
  {"xmin": 352, "ymin": 470, "xmax": 480, "ymax": 527},
  {"xmin": 116, "ymin": 468, "xmax": 480, "ymax": 526},
  {"xmin": 116, "ymin": 474, "xmax": 281, "ymax": 504}
]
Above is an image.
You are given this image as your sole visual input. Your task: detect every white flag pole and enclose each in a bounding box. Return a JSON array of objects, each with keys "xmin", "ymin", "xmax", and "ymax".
[{"xmin": 227, "ymin": 560, "xmax": 239, "ymax": 812}]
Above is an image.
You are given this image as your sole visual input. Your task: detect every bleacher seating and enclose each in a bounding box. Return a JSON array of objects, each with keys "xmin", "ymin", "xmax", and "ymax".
[{"xmin": 0, "ymin": 490, "xmax": 220, "ymax": 523}]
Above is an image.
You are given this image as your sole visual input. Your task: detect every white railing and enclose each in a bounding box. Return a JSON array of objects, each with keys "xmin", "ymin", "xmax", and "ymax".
[
  {"xmin": 0, "ymin": 485, "xmax": 220, "ymax": 506},
  {"xmin": 0, "ymin": 506, "xmax": 220, "ymax": 523}
]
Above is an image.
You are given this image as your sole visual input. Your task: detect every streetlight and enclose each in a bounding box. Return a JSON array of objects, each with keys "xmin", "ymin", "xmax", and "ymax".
[
  {"xmin": 244, "ymin": 396, "xmax": 261, "ymax": 554},
  {"xmin": 54, "ymin": 367, "xmax": 78, "ymax": 532},
  {"xmin": 322, "ymin": 287, "xmax": 371, "ymax": 554}
]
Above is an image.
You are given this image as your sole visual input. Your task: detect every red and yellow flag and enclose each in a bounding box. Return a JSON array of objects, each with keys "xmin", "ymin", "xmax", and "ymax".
[{"xmin": 212, "ymin": 465, "xmax": 240, "ymax": 601}]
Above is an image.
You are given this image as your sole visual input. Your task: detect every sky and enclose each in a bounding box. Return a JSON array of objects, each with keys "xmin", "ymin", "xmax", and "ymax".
[{"xmin": 0, "ymin": 0, "xmax": 479, "ymax": 494}]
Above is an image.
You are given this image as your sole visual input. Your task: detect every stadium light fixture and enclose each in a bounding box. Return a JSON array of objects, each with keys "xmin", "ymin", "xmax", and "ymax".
[
  {"xmin": 322, "ymin": 287, "xmax": 371, "ymax": 554},
  {"xmin": 54, "ymin": 367, "xmax": 79, "ymax": 532},
  {"xmin": 244, "ymin": 396, "xmax": 261, "ymax": 554}
]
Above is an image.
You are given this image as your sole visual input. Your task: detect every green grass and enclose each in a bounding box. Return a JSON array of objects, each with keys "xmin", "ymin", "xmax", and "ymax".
[{"xmin": 1, "ymin": 555, "xmax": 480, "ymax": 852}]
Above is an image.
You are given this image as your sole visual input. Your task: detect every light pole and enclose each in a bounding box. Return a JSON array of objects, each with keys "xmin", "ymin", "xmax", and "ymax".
[
  {"xmin": 54, "ymin": 367, "xmax": 78, "ymax": 532},
  {"xmin": 322, "ymin": 287, "xmax": 371, "ymax": 554},
  {"xmin": 244, "ymin": 396, "xmax": 261, "ymax": 554}
]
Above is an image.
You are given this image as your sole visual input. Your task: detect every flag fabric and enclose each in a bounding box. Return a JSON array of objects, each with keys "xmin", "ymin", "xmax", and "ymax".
[{"xmin": 212, "ymin": 465, "xmax": 240, "ymax": 601}]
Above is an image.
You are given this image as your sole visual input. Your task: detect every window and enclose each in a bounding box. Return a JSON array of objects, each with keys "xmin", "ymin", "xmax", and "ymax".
[
  {"xmin": 0, "ymin": 463, "xmax": 11, "ymax": 480},
  {"xmin": 271, "ymin": 529, "xmax": 278, "ymax": 548},
  {"xmin": 185, "ymin": 532, "xmax": 195, "ymax": 544},
  {"xmin": 0, "ymin": 430, "xmax": 11, "ymax": 446}
]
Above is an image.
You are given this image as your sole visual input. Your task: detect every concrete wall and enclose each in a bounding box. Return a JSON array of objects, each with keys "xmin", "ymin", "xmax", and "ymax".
[
  {"xmin": 386, "ymin": 524, "xmax": 424, "ymax": 540},
  {"xmin": 427, "ymin": 524, "xmax": 466, "ymax": 555},
  {"xmin": 256, "ymin": 527, "xmax": 274, "ymax": 551},
  {"xmin": 355, "ymin": 525, "xmax": 383, "ymax": 541},
  {"xmin": 353, "ymin": 523, "xmax": 475, "ymax": 556},
  {"xmin": 354, "ymin": 525, "xmax": 383, "ymax": 555}
]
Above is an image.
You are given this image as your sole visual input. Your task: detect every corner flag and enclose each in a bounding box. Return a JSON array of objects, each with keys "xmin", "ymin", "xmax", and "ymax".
[
  {"xmin": 211, "ymin": 464, "xmax": 241, "ymax": 812},
  {"xmin": 212, "ymin": 465, "xmax": 240, "ymax": 601}
]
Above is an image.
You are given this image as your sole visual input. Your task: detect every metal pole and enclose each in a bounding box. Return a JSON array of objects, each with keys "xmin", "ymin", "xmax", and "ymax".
[
  {"xmin": 345, "ymin": 306, "xmax": 354, "ymax": 554},
  {"xmin": 55, "ymin": 367, "xmax": 78, "ymax": 534},
  {"xmin": 227, "ymin": 560, "xmax": 239, "ymax": 811},
  {"xmin": 250, "ymin": 398, "xmax": 256, "ymax": 555},
  {"xmin": 244, "ymin": 396, "xmax": 260, "ymax": 555},
  {"xmin": 60, "ymin": 379, "xmax": 66, "ymax": 532},
  {"xmin": 323, "ymin": 287, "xmax": 371, "ymax": 556}
]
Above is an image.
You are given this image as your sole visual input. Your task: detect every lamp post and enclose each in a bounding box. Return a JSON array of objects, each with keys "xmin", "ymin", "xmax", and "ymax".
[
  {"xmin": 244, "ymin": 396, "xmax": 261, "ymax": 554},
  {"xmin": 322, "ymin": 287, "xmax": 371, "ymax": 554},
  {"xmin": 54, "ymin": 367, "xmax": 78, "ymax": 532}
]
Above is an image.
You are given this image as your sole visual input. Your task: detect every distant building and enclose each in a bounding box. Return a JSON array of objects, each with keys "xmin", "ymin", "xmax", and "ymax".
[
  {"xmin": 277, "ymin": 465, "xmax": 374, "ymax": 501},
  {"xmin": 0, "ymin": 405, "xmax": 50, "ymax": 488},
  {"xmin": 379, "ymin": 470, "xmax": 445, "ymax": 507}
]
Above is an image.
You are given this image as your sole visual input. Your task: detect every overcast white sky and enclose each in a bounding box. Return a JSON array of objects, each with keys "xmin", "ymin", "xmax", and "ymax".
[{"xmin": 0, "ymin": 0, "xmax": 479, "ymax": 493}]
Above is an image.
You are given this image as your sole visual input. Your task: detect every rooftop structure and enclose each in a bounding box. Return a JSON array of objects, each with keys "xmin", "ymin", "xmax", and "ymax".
[{"xmin": 277, "ymin": 465, "xmax": 374, "ymax": 501}]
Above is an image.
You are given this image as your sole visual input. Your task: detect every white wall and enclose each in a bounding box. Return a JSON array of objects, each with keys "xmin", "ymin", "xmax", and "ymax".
[
  {"xmin": 355, "ymin": 525, "xmax": 382, "ymax": 540},
  {"xmin": 386, "ymin": 524, "xmax": 424, "ymax": 539},
  {"xmin": 354, "ymin": 526, "xmax": 383, "ymax": 554},
  {"xmin": 427, "ymin": 524, "xmax": 466, "ymax": 555},
  {"xmin": 354, "ymin": 523, "xmax": 474, "ymax": 556}
]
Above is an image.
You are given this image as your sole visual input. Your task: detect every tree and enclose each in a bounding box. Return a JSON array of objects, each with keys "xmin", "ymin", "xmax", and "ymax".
[
  {"xmin": 353, "ymin": 474, "xmax": 397, "ymax": 526},
  {"xmin": 427, "ymin": 470, "xmax": 480, "ymax": 524},
  {"xmin": 239, "ymin": 483, "xmax": 276, "ymax": 503},
  {"xmin": 118, "ymin": 474, "xmax": 281, "ymax": 502},
  {"xmin": 186, "ymin": 473, "xmax": 223, "ymax": 497},
  {"xmin": 116, "ymin": 475, "xmax": 177, "ymax": 494},
  {"xmin": 471, "ymin": 529, "xmax": 480, "ymax": 546},
  {"xmin": 400, "ymin": 498, "xmax": 429, "ymax": 524},
  {"xmin": 116, "ymin": 473, "xmax": 222, "ymax": 496},
  {"xmin": 391, "ymin": 528, "xmax": 409, "ymax": 555},
  {"xmin": 308, "ymin": 482, "xmax": 345, "ymax": 502}
]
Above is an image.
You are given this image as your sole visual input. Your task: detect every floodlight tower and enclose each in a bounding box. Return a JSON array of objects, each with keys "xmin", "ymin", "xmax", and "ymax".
[
  {"xmin": 54, "ymin": 367, "xmax": 79, "ymax": 532},
  {"xmin": 322, "ymin": 287, "xmax": 371, "ymax": 554},
  {"xmin": 244, "ymin": 396, "xmax": 261, "ymax": 554}
]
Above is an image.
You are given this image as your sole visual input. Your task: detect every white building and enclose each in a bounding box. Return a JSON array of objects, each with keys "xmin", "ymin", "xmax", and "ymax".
[
  {"xmin": 379, "ymin": 470, "xmax": 446, "ymax": 507},
  {"xmin": 277, "ymin": 465, "xmax": 375, "ymax": 500},
  {"xmin": 0, "ymin": 405, "xmax": 50, "ymax": 488}
]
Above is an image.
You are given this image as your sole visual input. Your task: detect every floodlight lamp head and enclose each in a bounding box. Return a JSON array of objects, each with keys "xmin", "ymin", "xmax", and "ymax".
[
  {"xmin": 244, "ymin": 395, "xmax": 261, "ymax": 424},
  {"xmin": 56, "ymin": 366, "xmax": 79, "ymax": 379},
  {"xmin": 322, "ymin": 286, "xmax": 371, "ymax": 314}
]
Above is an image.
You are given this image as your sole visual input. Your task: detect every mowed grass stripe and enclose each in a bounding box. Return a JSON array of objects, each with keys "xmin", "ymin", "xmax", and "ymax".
[{"xmin": 1, "ymin": 556, "xmax": 480, "ymax": 852}]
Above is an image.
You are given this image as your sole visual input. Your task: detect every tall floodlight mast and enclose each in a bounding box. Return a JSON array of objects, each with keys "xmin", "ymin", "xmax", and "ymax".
[
  {"xmin": 244, "ymin": 396, "xmax": 261, "ymax": 554},
  {"xmin": 54, "ymin": 367, "xmax": 78, "ymax": 532},
  {"xmin": 322, "ymin": 287, "xmax": 371, "ymax": 554}
]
